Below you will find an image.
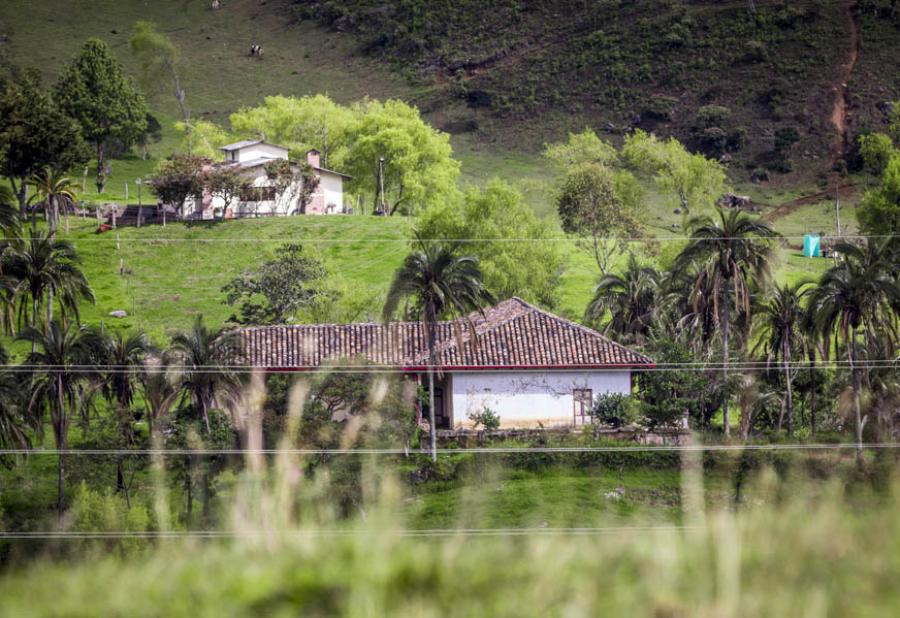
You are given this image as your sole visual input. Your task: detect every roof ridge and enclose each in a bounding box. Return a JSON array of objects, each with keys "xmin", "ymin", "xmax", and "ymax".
[{"xmin": 514, "ymin": 299, "xmax": 653, "ymax": 364}]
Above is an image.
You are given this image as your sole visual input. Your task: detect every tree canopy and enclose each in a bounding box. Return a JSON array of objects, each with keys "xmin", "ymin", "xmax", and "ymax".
[
  {"xmin": 416, "ymin": 180, "xmax": 563, "ymax": 308},
  {"xmin": 54, "ymin": 38, "xmax": 148, "ymax": 193},
  {"xmin": 0, "ymin": 68, "xmax": 88, "ymax": 215}
]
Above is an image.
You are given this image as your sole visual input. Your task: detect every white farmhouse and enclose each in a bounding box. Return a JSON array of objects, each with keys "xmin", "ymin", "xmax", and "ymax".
[
  {"xmin": 183, "ymin": 140, "xmax": 351, "ymax": 219},
  {"xmin": 241, "ymin": 298, "xmax": 654, "ymax": 429}
]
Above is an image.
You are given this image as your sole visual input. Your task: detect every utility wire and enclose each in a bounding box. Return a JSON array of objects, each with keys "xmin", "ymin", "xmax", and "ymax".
[
  {"xmin": 2, "ymin": 443, "xmax": 897, "ymax": 456},
  {"xmin": 0, "ymin": 525, "xmax": 697, "ymax": 540}
]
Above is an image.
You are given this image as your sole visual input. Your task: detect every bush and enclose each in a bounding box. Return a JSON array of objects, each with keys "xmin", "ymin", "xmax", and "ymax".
[
  {"xmin": 467, "ymin": 407, "xmax": 501, "ymax": 431},
  {"xmin": 69, "ymin": 483, "xmax": 154, "ymax": 556},
  {"xmin": 591, "ymin": 393, "xmax": 641, "ymax": 427}
]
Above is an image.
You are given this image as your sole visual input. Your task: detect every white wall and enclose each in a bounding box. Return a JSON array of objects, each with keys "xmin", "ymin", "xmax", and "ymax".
[
  {"xmin": 319, "ymin": 172, "xmax": 344, "ymax": 213},
  {"xmin": 449, "ymin": 370, "xmax": 632, "ymax": 429},
  {"xmin": 235, "ymin": 143, "xmax": 288, "ymax": 163}
]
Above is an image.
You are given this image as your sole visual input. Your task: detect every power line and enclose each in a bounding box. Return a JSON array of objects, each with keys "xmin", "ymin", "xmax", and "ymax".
[
  {"xmin": 0, "ymin": 525, "xmax": 697, "ymax": 540},
  {"xmin": 1, "ymin": 443, "xmax": 896, "ymax": 456}
]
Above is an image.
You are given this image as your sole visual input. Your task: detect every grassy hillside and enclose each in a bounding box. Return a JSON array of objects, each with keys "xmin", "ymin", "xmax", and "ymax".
[{"xmin": 293, "ymin": 0, "xmax": 889, "ymax": 175}]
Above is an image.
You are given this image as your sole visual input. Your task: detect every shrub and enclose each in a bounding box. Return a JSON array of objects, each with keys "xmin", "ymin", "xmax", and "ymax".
[
  {"xmin": 468, "ymin": 407, "xmax": 501, "ymax": 431},
  {"xmin": 69, "ymin": 482, "xmax": 154, "ymax": 556},
  {"xmin": 591, "ymin": 393, "xmax": 640, "ymax": 427}
]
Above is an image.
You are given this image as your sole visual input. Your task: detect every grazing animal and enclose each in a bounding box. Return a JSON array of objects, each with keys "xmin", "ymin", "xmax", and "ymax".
[
  {"xmin": 211, "ymin": 0, "xmax": 220, "ymax": 9},
  {"xmin": 250, "ymin": 44, "xmax": 263, "ymax": 57}
]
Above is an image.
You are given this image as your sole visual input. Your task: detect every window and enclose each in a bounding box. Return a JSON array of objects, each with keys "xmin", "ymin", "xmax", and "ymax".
[{"xmin": 573, "ymin": 389, "xmax": 592, "ymax": 427}]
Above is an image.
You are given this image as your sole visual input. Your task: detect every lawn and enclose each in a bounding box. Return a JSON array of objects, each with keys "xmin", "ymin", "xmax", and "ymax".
[{"xmin": 58, "ymin": 214, "xmax": 413, "ymax": 342}]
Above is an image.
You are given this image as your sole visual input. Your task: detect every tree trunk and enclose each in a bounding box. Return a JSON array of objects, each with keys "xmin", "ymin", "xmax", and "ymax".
[
  {"xmin": 809, "ymin": 351, "xmax": 817, "ymax": 437},
  {"xmin": 721, "ymin": 296, "xmax": 731, "ymax": 438},
  {"xmin": 850, "ymin": 329, "xmax": 864, "ymax": 463},
  {"xmin": 784, "ymin": 339, "xmax": 794, "ymax": 436},
  {"xmin": 47, "ymin": 289, "xmax": 53, "ymax": 326},
  {"xmin": 31, "ymin": 296, "xmax": 39, "ymax": 354},
  {"xmin": 56, "ymin": 378, "xmax": 67, "ymax": 517},
  {"xmin": 201, "ymin": 395, "xmax": 211, "ymax": 434},
  {"xmin": 426, "ymin": 307, "xmax": 438, "ymax": 462},
  {"xmin": 12, "ymin": 178, "xmax": 28, "ymax": 220},
  {"xmin": 48, "ymin": 195, "xmax": 59, "ymax": 239},
  {"xmin": 96, "ymin": 142, "xmax": 107, "ymax": 194}
]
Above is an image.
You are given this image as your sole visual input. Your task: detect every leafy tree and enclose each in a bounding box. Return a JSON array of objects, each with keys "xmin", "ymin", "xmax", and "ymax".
[
  {"xmin": 753, "ymin": 282, "xmax": 812, "ymax": 436},
  {"xmin": 858, "ymin": 132, "xmax": 895, "ymax": 176},
  {"xmin": 675, "ymin": 209, "xmax": 777, "ymax": 436},
  {"xmin": 205, "ymin": 165, "xmax": 249, "ymax": 215},
  {"xmin": 221, "ymin": 244, "xmax": 335, "ymax": 325},
  {"xmin": 19, "ymin": 321, "xmax": 97, "ymax": 515},
  {"xmin": 169, "ymin": 315, "xmax": 245, "ymax": 433},
  {"xmin": 383, "ymin": 241, "xmax": 494, "ymax": 460},
  {"xmin": 810, "ymin": 240, "xmax": 900, "ymax": 459},
  {"xmin": 5, "ymin": 231, "xmax": 94, "ymax": 333},
  {"xmin": 640, "ymin": 336, "xmax": 714, "ymax": 429},
  {"xmin": 416, "ymin": 180, "xmax": 563, "ymax": 307},
  {"xmin": 623, "ymin": 129, "xmax": 726, "ymax": 216},
  {"xmin": 543, "ymin": 128, "xmax": 618, "ymax": 167},
  {"xmin": 177, "ymin": 119, "xmax": 233, "ymax": 159},
  {"xmin": 263, "ymin": 159, "xmax": 320, "ymax": 215},
  {"xmin": 591, "ymin": 393, "xmax": 639, "ymax": 427},
  {"xmin": 858, "ymin": 152, "xmax": 900, "ymax": 235},
  {"xmin": 55, "ymin": 38, "xmax": 148, "ymax": 193},
  {"xmin": 585, "ymin": 254, "xmax": 660, "ymax": 345},
  {"xmin": 346, "ymin": 99, "xmax": 460, "ymax": 215},
  {"xmin": 130, "ymin": 21, "xmax": 190, "ymax": 152},
  {"xmin": 148, "ymin": 155, "xmax": 204, "ymax": 218},
  {"xmin": 29, "ymin": 167, "xmax": 77, "ymax": 237},
  {"xmin": 230, "ymin": 94, "xmax": 355, "ymax": 167},
  {"xmin": 556, "ymin": 163, "xmax": 644, "ymax": 275},
  {"xmin": 0, "ymin": 68, "xmax": 88, "ymax": 217},
  {"xmin": 141, "ymin": 356, "xmax": 181, "ymax": 441}
]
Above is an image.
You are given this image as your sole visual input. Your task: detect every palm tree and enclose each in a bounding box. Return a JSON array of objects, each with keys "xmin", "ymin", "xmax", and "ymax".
[
  {"xmin": 810, "ymin": 240, "xmax": 900, "ymax": 460},
  {"xmin": 585, "ymin": 254, "xmax": 660, "ymax": 345},
  {"xmin": 0, "ymin": 186, "xmax": 22, "ymax": 237},
  {"xmin": 0, "ymin": 345, "xmax": 29, "ymax": 453},
  {"xmin": 383, "ymin": 240, "xmax": 494, "ymax": 461},
  {"xmin": 19, "ymin": 321, "xmax": 96, "ymax": 515},
  {"xmin": 141, "ymin": 355, "xmax": 181, "ymax": 441},
  {"xmin": 169, "ymin": 315, "xmax": 244, "ymax": 433},
  {"xmin": 675, "ymin": 209, "xmax": 778, "ymax": 437},
  {"xmin": 5, "ymin": 231, "xmax": 94, "ymax": 333},
  {"xmin": 29, "ymin": 167, "xmax": 77, "ymax": 237},
  {"xmin": 753, "ymin": 281, "xmax": 812, "ymax": 436}
]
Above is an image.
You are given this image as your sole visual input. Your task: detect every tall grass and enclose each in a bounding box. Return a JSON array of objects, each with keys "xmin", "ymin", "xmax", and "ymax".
[{"xmin": 2, "ymin": 377, "xmax": 899, "ymax": 616}]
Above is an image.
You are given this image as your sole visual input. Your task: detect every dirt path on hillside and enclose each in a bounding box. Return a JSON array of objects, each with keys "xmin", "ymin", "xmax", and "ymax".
[
  {"xmin": 829, "ymin": 0, "xmax": 861, "ymax": 167},
  {"xmin": 767, "ymin": 1, "xmax": 860, "ymax": 223}
]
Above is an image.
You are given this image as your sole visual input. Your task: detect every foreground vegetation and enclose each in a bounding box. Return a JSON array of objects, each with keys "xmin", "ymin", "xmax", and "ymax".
[{"xmin": 3, "ymin": 447, "xmax": 900, "ymax": 616}]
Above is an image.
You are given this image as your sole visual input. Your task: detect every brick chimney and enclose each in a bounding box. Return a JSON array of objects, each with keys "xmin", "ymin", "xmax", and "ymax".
[{"xmin": 306, "ymin": 149, "xmax": 321, "ymax": 168}]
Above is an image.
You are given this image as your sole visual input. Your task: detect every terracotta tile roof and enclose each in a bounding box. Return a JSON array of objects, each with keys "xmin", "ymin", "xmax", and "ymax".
[{"xmin": 240, "ymin": 298, "xmax": 652, "ymax": 370}]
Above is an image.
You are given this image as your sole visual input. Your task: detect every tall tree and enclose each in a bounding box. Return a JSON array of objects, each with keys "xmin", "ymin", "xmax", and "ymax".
[
  {"xmin": 0, "ymin": 345, "xmax": 28, "ymax": 454},
  {"xmin": 169, "ymin": 316, "xmax": 245, "ymax": 433},
  {"xmin": 230, "ymin": 94, "xmax": 354, "ymax": 167},
  {"xmin": 5, "ymin": 232, "xmax": 94, "ymax": 334},
  {"xmin": 141, "ymin": 355, "xmax": 181, "ymax": 441},
  {"xmin": 858, "ymin": 151, "xmax": 900, "ymax": 236},
  {"xmin": 675, "ymin": 209, "xmax": 777, "ymax": 437},
  {"xmin": 383, "ymin": 241, "xmax": 494, "ymax": 460},
  {"xmin": 129, "ymin": 21, "xmax": 191, "ymax": 153},
  {"xmin": 55, "ymin": 38, "xmax": 148, "ymax": 193},
  {"xmin": 810, "ymin": 240, "xmax": 900, "ymax": 459},
  {"xmin": 416, "ymin": 180, "xmax": 563, "ymax": 308},
  {"xmin": 0, "ymin": 68, "xmax": 88, "ymax": 217},
  {"xmin": 585, "ymin": 254, "xmax": 660, "ymax": 346},
  {"xmin": 19, "ymin": 321, "xmax": 96, "ymax": 515},
  {"xmin": 346, "ymin": 99, "xmax": 460, "ymax": 215},
  {"xmin": 753, "ymin": 282, "xmax": 812, "ymax": 436},
  {"xmin": 623, "ymin": 129, "xmax": 726, "ymax": 217},
  {"xmin": 556, "ymin": 163, "xmax": 644, "ymax": 275}
]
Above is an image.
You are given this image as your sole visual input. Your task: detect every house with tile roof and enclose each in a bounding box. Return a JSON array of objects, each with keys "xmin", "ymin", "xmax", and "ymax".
[
  {"xmin": 181, "ymin": 140, "xmax": 352, "ymax": 219},
  {"xmin": 241, "ymin": 298, "xmax": 653, "ymax": 430}
]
